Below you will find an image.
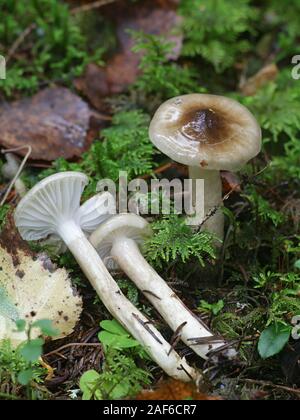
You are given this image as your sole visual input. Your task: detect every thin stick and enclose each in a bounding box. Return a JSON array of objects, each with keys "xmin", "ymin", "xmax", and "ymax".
[
  {"xmin": 0, "ymin": 392, "xmax": 20, "ymax": 400},
  {"xmin": 243, "ymin": 379, "xmax": 300, "ymax": 397},
  {"xmin": 5, "ymin": 1, "xmax": 118, "ymax": 63},
  {"xmin": 0, "ymin": 146, "xmax": 32, "ymax": 206},
  {"xmin": 132, "ymin": 313, "xmax": 163, "ymax": 345},
  {"xmin": 6, "ymin": 23, "xmax": 36, "ymax": 63},
  {"xmin": 44, "ymin": 343, "xmax": 102, "ymax": 358},
  {"xmin": 71, "ymin": 0, "xmax": 119, "ymax": 15}
]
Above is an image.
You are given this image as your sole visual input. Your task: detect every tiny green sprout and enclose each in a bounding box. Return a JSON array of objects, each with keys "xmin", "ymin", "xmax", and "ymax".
[{"xmin": 199, "ymin": 300, "xmax": 225, "ymax": 316}]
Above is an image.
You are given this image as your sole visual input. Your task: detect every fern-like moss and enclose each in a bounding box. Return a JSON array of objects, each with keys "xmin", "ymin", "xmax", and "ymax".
[{"xmin": 145, "ymin": 214, "xmax": 217, "ymax": 269}]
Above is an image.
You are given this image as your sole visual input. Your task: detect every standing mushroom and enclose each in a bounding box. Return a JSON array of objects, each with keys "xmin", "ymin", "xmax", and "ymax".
[
  {"xmin": 14, "ymin": 172, "xmax": 200, "ymax": 382},
  {"xmin": 89, "ymin": 213, "xmax": 229, "ymax": 360},
  {"xmin": 149, "ymin": 94, "xmax": 262, "ymax": 239}
]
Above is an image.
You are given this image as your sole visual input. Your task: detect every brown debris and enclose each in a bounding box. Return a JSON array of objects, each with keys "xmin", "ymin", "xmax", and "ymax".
[
  {"xmin": 136, "ymin": 379, "xmax": 222, "ymax": 400},
  {"xmin": 0, "ymin": 87, "xmax": 93, "ymax": 161},
  {"xmin": 240, "ymin": 63, "xmax": 278, "ymax": 96},
  {"xmin": 74, "ymin": 0, "xmax": 182, "ymax": 109},
  {"xmin": 0, "ymin": 211, "xmax": 31, "ymax": 266}
]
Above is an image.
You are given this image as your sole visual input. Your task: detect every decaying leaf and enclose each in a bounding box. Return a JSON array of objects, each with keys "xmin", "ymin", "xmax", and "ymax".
[
  {"xmin": 0, "ymin": 87, "xmax": 93, "ymax": 161},
  {"xmin": 240, "ymin": 63, "xmax": 278, "ymax": 96},
  {"xmin": 75, "ymin": 0, "xmax": 182, "ymax": 109},
  {"xmin": 221, "ymin": 171, "xmax": 242, "ymax": 194},
  {"xmin": 136, "ymin": 379, "xmax": 222, "ymax": 400},
  {"xmin": 0, "ymin": 214, "xmax": 82, "ymax": 347}
]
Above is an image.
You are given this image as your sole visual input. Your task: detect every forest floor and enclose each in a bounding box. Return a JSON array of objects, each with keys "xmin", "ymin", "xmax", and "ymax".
[{"xmin": 0, "ymin": 0, "xmax": 299, "ymax": 400}]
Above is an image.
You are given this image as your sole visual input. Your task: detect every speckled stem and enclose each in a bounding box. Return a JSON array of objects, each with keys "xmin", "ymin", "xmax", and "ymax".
[
  {"xmin": 188, "ymin": 166, "xmax": 224, "ymax": 240},
  {"xmin": 110, "ymin": 237, "xmax": 227, "ymax": 360},
  {"xmin": 57, "ymin": 220, "xmax": 200, "ymax": 382}
]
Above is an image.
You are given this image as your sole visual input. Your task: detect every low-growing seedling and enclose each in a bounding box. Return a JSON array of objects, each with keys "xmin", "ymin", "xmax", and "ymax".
[{"xmin": 80, "ymin": 319, "xmax": 151, "ymax": 400}]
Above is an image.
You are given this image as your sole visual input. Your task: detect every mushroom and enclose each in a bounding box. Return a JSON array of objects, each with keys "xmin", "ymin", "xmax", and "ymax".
[
  {"xmin": 89, "ymin": 213, "xmax": 229, "ymax": 360},
  {"xmin": 43, "ymin": 190, "xmax": 117, "ymax": 253},
  {"xmin": 0, "ymin": 243, "xmax": 82, "ymax": 348},
  {"xmin": 14, "ymin": 172, "xmax": 200, "ymax": 382},
  {"xmin": 149, "ymin": 94, "xmax": 262, "ymax": 239}
]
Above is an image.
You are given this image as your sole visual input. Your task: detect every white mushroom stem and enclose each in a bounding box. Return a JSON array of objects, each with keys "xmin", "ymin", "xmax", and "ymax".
[
  {"xmin": 106, "ymin": 236, "xmax": 227, "ymax": 360},
  {"xmin": 188, "ymin": 166, "xmax": 224, "ymax": 240},
  {"xmin": 57, "ymin": 220, "xmax": 199, "ymax": 382}
]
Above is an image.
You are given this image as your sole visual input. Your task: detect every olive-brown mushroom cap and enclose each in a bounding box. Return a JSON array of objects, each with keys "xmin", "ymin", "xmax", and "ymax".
[{"xmin": 149, "ymin": 94, "xmax": 262, "ymax": 171}]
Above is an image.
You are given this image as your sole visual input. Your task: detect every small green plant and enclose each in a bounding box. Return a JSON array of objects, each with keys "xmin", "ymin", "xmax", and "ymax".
[
  {"xmin": 15, "ymin": 319, "xmax": 58, "ymax": 386},
  {"xmin": 179, "ymin": 0, "xmax": 258, "ymax": 72},
  {"xmin": 0, "ymin": 205, "xmax": 10, "ymax": 230},
  {"xmin": 258, "ymin": 322, "xmax": 292, "ymax": 359},
  {"xmin": 199, "ymin": 299, "xmax": 225, "ymax": 316},
  {"xmin": 39, "ymin": 110, "xmax": 156, "ymax": 197},
  {"xmin": 0, "ymin": 319, "xmax": 58, "ymax": 400},
  {"xmin": 244, "ymin": 186, "xmax": 285, "ymax": 227},
  {"xmin": 132, "ymin": 31, "xmax": 202, "ymax": 99},
  {"xmin": 79, "ymin": 319, "xmax": 151, "ymax": 400},
  {"xmin": 0, "ymin": 0, "xmax": 104, "ymax": 96},
  {"xmin": 145, "ymin": 214, "xmax": 217, "ymax": 269},
  {"xmin": 242, "ymin": 79, "xmax": 300, "ymax": 143}
]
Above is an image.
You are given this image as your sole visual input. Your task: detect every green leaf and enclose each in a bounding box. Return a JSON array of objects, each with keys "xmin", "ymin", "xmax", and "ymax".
[
  {"xmin": 99, "ymin": 331, "xmax": 139, "ymax": 349},
  {"xmin": 32, "ymin": 319, "xmax": 59, "ymax": 337},
  {"xmin": 15, "ymin": 319, "xmax": 26, "ymax": 332},
  {"xmin": 199, "ymin": 300, "xmax": 225, "ymax": 316},
  {"xmin": 20, "ymin": 338, "xmax": 44, "ymax": 363},
  {"xmin": 258, "ymin": 323, "xmax": 291, "ymax": 359},
  {"xmin": 79, "ymin": 370, "xmax": 102, "ymax": 400},
  {"xmin": 18, "ymin": 369, "xmax": 34, "ymax": 386},
  {"xmin": 100, "ymin": 319, "xmax": 128, "ymax": 336},
  {"xmin": 294, "ymin": 260, "xmax": 300, "ymax": 270},
  {"xmin": 0, "ymin": 286, "xmax": 19, "ymax": 321},
  {"xmin": 98, "ymin": 319, "xmax": 139, "ymax": 350}
]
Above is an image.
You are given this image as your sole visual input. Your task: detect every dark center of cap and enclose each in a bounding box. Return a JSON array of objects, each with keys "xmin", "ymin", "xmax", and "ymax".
[{"xmin": 180, "ymin": 108, "xmax": 227, "ymax": 144}]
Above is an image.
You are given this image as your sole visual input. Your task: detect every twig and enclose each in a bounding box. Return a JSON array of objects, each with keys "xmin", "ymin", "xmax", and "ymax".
[
  {"xmin": 0, "ymin": 392, "xmax": 20, "ymax": 400},
  {"xmin": 168, "ymin": 322, "xmax": 187, "ymax": 355},
  {"xmin": 132, "ymin": 313, "xmax": 163, "ymax": 345},
  {"xmin": 71, "ymin": 0, "xmax": 119, "ymax": 15},
  {"xmin": 5, "ymin": 1, "xmax": 118, "ymax": 63},
  {"xmin": 243, "ymin": 379, "xmax": 300, "ymax": 397},
  {"xmin": 0, "ymin": 145, "xmax": 32, "ymax": 206},
  {"xmin": 142, "ymin": 289, "xmax": 162, "ymax": 300},
  {"xmin": 6, "ymin": 23, "xmax": 36, "ymax": 63},
  {"xmin": 44, "ymin": 343, "xmax": 102, "ymax": 358}
]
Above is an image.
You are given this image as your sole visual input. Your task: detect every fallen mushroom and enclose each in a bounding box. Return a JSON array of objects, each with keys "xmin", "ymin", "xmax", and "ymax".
[
  {"xmin": 44, "ymin": 190, "xmax": 117, "ymax": 253},
  {"xmin": 149, "ymin": 94, "xmax": 262, "ymax": 239},
  {"xmin": 14, "ymin": 172, "xmax": 200, "ymax": 382},
  {"xmin": 89, "ymin": 213, "xmax": 229, "ymax": 360},
  {"xmin": 0, "ymin": 242, "xmax": 82, "ymax": 348}
]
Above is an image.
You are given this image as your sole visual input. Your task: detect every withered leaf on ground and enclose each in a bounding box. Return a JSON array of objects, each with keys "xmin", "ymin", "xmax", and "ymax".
[
  {"xmin": 75, "ymin": 0, "xmax": 182, "ymax": 110},
  {"xmin": 0, "ymin": 87, "xmax": 94, "ymax": 161},
  {"xmin": 239, "ymin": 63, "xmax": 278, "ymax": 96},
  {"xmin": 0, "ymin": 213, "xmax": 82, "ymax": 347},
  {"xmin": 136, "ymin": 379, "xmax": 222, "ymax": 400}
]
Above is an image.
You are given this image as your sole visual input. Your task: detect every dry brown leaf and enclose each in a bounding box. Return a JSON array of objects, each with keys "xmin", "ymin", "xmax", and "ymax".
[
  {"xmin": 0, "ymin": 214, "xmax": 82, "ymax": 347},
  {"xmin": 0, "ymin": 87, "xmax": 93, "ymax": 160},
  {"xmin": 221, "ymin": 171, "xmax": 242, "ymax": 194},
  {"xmin": 136, "ymin": 379, "xmax": 223, "ymax": 400},
  {"xmin": 75, "ymin": 0, "xmax": 182, "ymax": 109},
  {"xmin": 240, "ymin": 63, "xmax": 278, "ymax": 96}
]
